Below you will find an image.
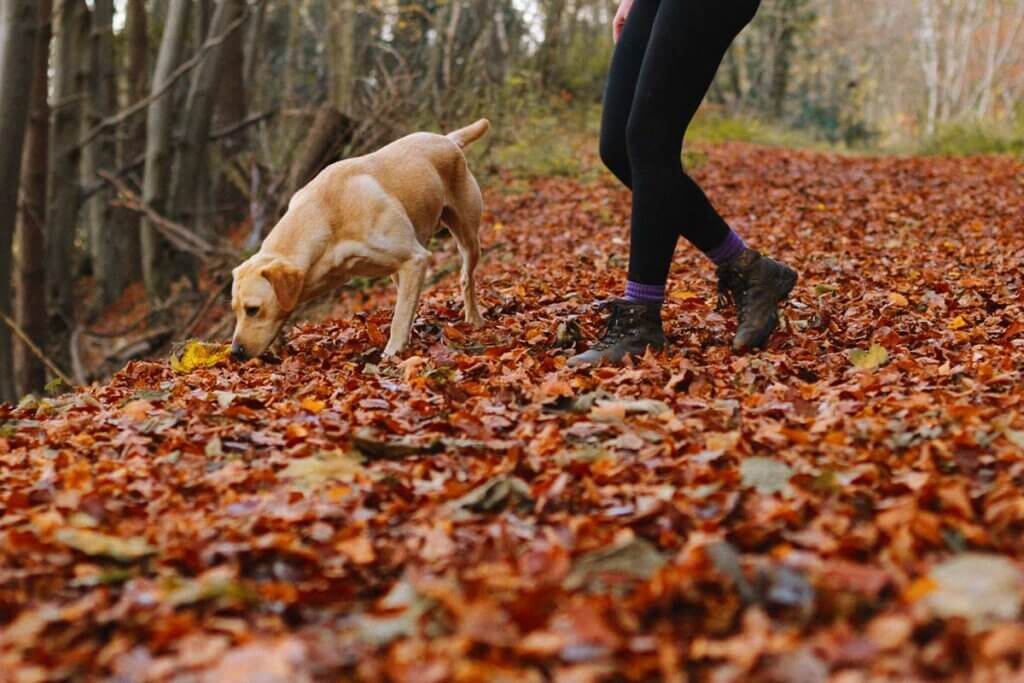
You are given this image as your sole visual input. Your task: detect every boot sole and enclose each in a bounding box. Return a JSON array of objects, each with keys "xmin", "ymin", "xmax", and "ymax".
[{"xmin": 735, "ymin": 267, "xmax": 799, "ymax": 351}]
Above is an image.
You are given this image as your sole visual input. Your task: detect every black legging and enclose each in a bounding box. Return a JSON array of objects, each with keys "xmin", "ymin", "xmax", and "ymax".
[{"xmin": 600, "ymin": 0, "xmax": 761, "ymax": 286}]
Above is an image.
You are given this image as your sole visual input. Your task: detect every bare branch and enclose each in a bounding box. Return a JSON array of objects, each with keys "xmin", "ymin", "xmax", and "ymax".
[{"xmin": 74, "ymin": 4, "xmax": 256, "ymax": 152}]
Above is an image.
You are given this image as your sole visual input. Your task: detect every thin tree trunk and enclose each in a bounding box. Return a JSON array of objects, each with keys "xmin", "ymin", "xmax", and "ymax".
[
  {"xmin": 326, "ymin": 0, "xmax": 358, "ymax": 116},
  {"xmin": 539, "ymin": 0, "xmax": 566, "ymax": 90},
  {"xmin": 142, "ymin": 0, "xmax": 191, "ymax": 301},
  {"xmin": 117, "ymin": 0, "xmax": 146, "ymax": 286},
  {"xmin": 217, "ymin": 0, "xmax": 247, "ymax": 132},
  {"xmin": 243, "ymin": 0, "xmax": 267, "ymax": 89},
  {"xmin": 84, "ymin": 0, "xmax": 134, "ymax": 312},
  {"xmin": 0, "ymin": 0, "xmax": 40, "ymax": 403},
  {"xmin": 14, "ymin": 0, "xmax": 52, "ymax": 398},
  {"xmin": 46, "ymin": 0, "xmax": 88, "ymax": 369},
  {"xmin": 170, "ymin": 0, "xmax": 244, "ymax": 234},
  {"xmin": 769, "ymin": 1, "xmax": 798, "ymax": 120}
]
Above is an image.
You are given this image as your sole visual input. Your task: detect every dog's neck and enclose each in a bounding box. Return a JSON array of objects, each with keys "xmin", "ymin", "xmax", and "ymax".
[{"xmin": 260, "ymin": 203, "xmax": 329, "ymax": 271}]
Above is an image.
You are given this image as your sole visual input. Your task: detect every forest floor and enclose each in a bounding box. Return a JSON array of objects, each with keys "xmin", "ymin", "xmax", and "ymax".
[{"xmin": 2, "ymin": 143, "xmax": 1024, "ymax": 682}]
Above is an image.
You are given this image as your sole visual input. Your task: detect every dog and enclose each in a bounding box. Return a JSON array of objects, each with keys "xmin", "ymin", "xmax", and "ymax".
[{"xmin": 230, "ymin": 119, "xmax": 490, "ymax": 361}]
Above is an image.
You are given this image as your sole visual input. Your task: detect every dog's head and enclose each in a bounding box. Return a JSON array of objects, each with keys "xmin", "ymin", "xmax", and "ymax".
[{"xmin": 230, "ymin": 255, "xmax": 304, "ymax": 360}]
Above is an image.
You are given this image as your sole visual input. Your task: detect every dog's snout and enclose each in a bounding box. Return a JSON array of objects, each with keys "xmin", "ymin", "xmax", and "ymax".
[{"xmin": 230, "ymin": 343, "xmax": 248, "ymax": 362}]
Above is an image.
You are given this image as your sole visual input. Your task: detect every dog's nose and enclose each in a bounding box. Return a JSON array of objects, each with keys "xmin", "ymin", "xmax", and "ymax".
[{"xmin": 230, "ymin": 343, "xmax": 248, "ymax": 361}]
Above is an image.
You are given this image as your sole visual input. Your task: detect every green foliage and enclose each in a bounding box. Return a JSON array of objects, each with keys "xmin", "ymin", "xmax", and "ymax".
[
  {"xmin": 559, "ymin": 30, "xmax": 615, "ymax": 101},
  {"xmin": 915, "ymin": 119, "xmax": 1024, "ymax": 156},
  {"xmin": 481, "ymin": 100, "xmax": 602, "ymax": 181},
  {"xmin": 687, "ymin": 108, "xmax": 829, "ymax": 150}
]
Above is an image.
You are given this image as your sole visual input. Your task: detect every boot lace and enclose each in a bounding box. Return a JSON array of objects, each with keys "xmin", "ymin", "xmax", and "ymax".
[{"xmin": 592, "ymin": 301, "xmax": 642, "ymax": 351}]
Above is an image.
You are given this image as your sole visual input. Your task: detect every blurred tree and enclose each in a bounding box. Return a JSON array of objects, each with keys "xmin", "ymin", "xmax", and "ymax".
[
  {"xmin": 46, "ymin": 0, "xmax": 88, "ymax": 364},
  {"xmin": 142, "ymin": 0, "xmax": 190, "ymax": 300},
  {"xmin": 14, "ymin": 0, "xmax": 51, "ymax": 397},
  {"xmin": 0, "ymin": 0, "xmax": 40, "ymax": 403}
]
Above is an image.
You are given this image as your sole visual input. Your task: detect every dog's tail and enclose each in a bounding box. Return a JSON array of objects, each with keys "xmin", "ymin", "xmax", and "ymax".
[{"xmin": 447, "ymin": 119, "xmax": 491, "ymax": 149}]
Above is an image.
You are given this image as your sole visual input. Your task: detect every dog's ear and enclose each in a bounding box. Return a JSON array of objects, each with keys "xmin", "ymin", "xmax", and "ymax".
[{"xmin": 260, "ymin": 260, "xmax": 304, "ymax": 313}]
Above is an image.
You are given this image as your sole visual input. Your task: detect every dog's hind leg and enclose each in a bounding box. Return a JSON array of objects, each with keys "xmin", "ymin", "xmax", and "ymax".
[
  {"xmin": 384, "ymin": 250, "xmax": 429, "ymax": 357},
  {"xmin": 443, "ymin": 165, "xmax": 485, "ymax": 327}
]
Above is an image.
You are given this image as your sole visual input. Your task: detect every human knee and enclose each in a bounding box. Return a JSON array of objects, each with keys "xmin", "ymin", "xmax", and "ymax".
[
  {"xmin": 599, "ymin": 127, "xmax": 630, "ymax": 182},
  {"xmin": 625, "ymin": 107, "xmax": 679, "ymax": 169}
]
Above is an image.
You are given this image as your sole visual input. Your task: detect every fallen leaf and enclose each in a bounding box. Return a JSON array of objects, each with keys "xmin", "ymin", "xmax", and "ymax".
[
  {"xmin": 921, "ymin": 554, "xmax": 1024, "ymax": 628},
  {"xmin": 564, "ymin": 537, "xmax": 666, "ymax": 590},
  {"xmin": 450, "ymin": 475, "xmax": 533, "ymax": 514},
  {"xmin": 337, "ymin": 535, "xmax": 376, "ymax": 564},
  {"xmin": 848, "ymin": 344, "xmax": 889, "ymax": 370},
  {"xmin": 351, "ymin": 428, "xmax": 440, "ymax": 459},
  {"xmin": 300, "ymin": 397, "xmax": 325, "ymax": 413},
  {"xmin": 170, "ymin": 341, "xmax": 231, "ymax": 373},
  {"xmin": 279, "ymin": 450, "xmax": 365, "ymax": 486},
  {"xmin": 948, "ymin": 315, "xmax": 968, "ymax": 330},
  {"xmin": 740, "ymin": 457, "xmax": 794, "ymax": 496},
  {"xmin": 56, "ymin": 529, "xmax": 155, "ymax": 561},
  {"xmin": 214, "ymin": 391, "xmax": 236, "ymax": 409},
  {"xmin": 888, "ymin": 292, "xmax": 909, "ymax": 306}
]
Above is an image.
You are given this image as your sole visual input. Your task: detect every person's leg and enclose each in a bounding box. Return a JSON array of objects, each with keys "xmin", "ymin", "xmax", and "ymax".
[
  {"xmin": 625, "ymin": 0, "xmax": 761, "ymax": 294},
  {"xmin": 598, "ymin": 0, "xmax": 661, "ymax": 189}
]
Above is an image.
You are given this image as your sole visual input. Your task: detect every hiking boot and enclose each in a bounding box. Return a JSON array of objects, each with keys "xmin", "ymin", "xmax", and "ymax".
[
  {"xmin": 717, "ymin": 248, "xmax": 798, "ymax": 351},
  {"xmin": 568, "ymin": 299, "xmax": 667, "ymax": 366}
]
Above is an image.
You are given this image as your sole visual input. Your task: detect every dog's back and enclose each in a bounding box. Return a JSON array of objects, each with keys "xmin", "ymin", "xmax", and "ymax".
[{"xmin": 301, "ymin": 121, "xmax": 489, "ymax": 242}]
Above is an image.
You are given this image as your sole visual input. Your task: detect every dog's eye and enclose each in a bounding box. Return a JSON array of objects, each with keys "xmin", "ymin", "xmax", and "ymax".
[{"xmin": 245, "ymin": 306, "xmax": 260, "ymax": 318}]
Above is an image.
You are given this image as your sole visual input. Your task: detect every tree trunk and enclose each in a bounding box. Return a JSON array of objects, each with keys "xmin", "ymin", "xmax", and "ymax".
[
  {"xmin": 326, "ymin": 0, "xmax": 358, "ymax": 116},
  {"xmin": 539, "ymin": 0, "xmax": 567, "ymax": 90},
  {"xmin": 117, "ymin": 0, "xmax": 146, "ymax": 284},
  {"xmin": 141, "ymin": 0, "xmax": 191, "ymax": 301},
  {"xmin": 126, "ymin": 0, "xmax": 147, "ymax": 100},
  {"xmin": 45, "ymin": 0, "xmax": 87, "ymax": 372},
  {"xmin": 169, "ymin": 0, "xmax": 243, "ymax": 235},
  {"xmin": 769, "ymin": 2, "xmax": 797, "ymax": 120},
  {"xmin": 217, "ymin": 0, "xmax": 247, "ymax": 132},
  {"xmin": 14, "ymin": 0, "xmax": 51, "ymax": 398},
  {"xmin": 84, "ymin": 0, "xmax": 135, "ymax": 312},
  {"xmin": 243, "ymin": 0, "xmax": 266, "ymax": 91},
  {"xmin": 0, "ymin": 0, "xmax": 40, "ymax": 403}
]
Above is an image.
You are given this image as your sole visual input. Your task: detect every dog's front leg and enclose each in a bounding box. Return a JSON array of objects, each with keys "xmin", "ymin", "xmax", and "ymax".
[{"xmin": 383, "ymin": 253, "xmax": 429, "ymax": 357}]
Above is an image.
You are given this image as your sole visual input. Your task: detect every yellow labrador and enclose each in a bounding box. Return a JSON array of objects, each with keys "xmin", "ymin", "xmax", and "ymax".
[{"xmin": 230, "ymin": 119, "xmax": 489, "ymax": 360}]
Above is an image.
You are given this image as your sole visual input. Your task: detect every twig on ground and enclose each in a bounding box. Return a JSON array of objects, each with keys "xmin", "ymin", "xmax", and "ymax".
[{"xmin": 0, "ymin": 312, "xmax": 75, "ymax": 388}]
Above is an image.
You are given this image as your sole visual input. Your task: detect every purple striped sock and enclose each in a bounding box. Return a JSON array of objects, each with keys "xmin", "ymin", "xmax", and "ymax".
[
  {"xmin": 624, "ymin": 280, "xmax": 665, "ymax": 304},
  {"xmin": 707, "ymin": 230, "xmax": 748, "ymax": 266}
]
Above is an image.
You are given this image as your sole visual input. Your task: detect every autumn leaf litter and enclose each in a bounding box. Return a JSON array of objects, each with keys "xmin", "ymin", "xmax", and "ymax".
[{"xmin": 2, "ymin": 144, "xmax": 1024, "ymax": 681}]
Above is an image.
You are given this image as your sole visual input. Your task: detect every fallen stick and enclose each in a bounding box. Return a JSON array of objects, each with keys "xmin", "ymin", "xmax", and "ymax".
[{"xmin": 0, "ymin": 312, "xmax": 75, "ymax": 388}]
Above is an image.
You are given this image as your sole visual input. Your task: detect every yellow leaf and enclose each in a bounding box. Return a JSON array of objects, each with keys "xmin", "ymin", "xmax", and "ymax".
[
  {"xmin": 849, "ymin": 344, "xmax": 889, "ymax": 370},
  {"xmin": 301, "ymin": 397, "xmax": 326, "ymax": 414},
  {"xmin": 493, "ymin": 222, "xmax": 504, "ymax": 232},
  {"xmin": 56, "ymin": 528, "xmax": 155, "ymax": 561},
  {"xmin": 904, "ymin": 575, "xmax": 938, "ymax": 602},
  {"xmin": 670, "ymin": 290, "xmax": 700, "ymax": 301},
  {"xmin": 948, "ymin": 316, "xmax": 968, "ymax": 330},
  {"xmin": 888, "ymin": 292, "xmax": 909, "ymax": 307},
  {"xmin": 170, "ymin": 341, "xmax": 231, "ymax": 373}
]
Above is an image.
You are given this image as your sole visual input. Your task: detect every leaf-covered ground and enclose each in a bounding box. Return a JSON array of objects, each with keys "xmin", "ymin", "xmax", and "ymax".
[{"xmin": 2, "ymin": 144, "xmax": 1024, "ymax": 682}]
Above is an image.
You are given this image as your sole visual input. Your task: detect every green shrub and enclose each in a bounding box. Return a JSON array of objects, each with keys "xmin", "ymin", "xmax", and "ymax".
[{"xmin": 915, "ymin": 120, "xmax": 1024, "ymax": 156}]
